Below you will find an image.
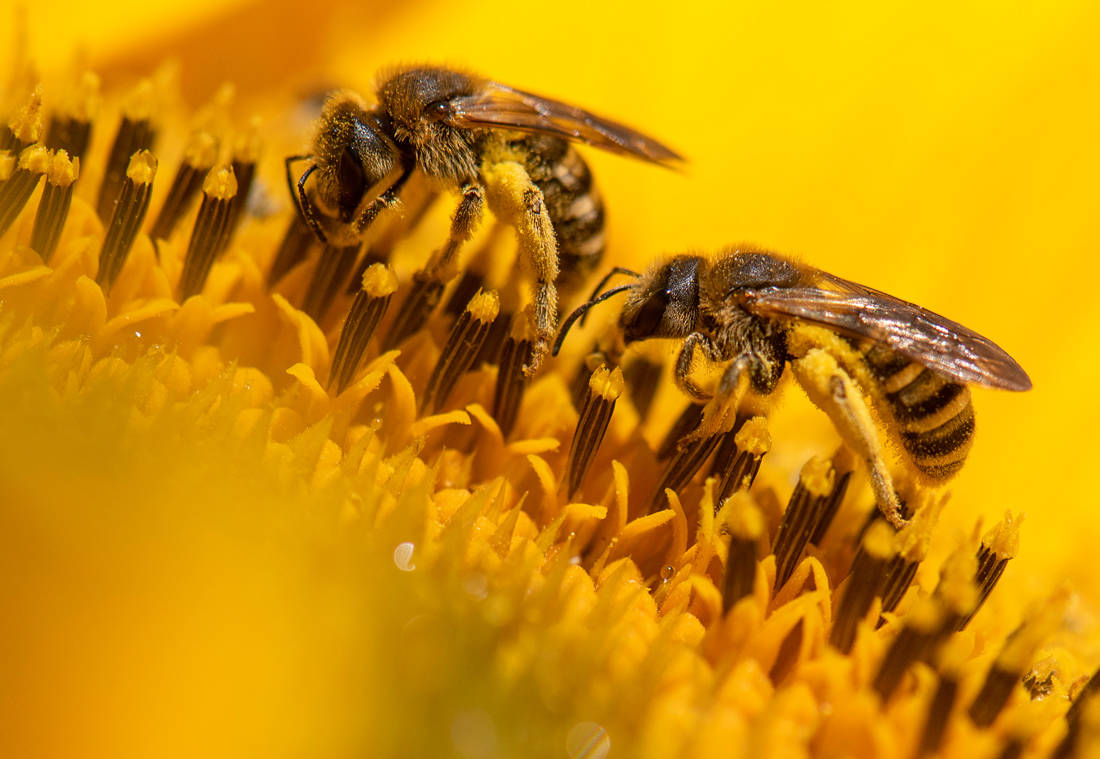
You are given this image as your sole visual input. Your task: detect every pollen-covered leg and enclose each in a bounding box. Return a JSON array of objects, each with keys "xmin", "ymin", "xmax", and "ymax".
[
  {"xmin": 790, "ymin": 348, "xmax": 907, "ymax": 529},
  {"xmin": 482, "ymin": 161, "xmax": 559, "ymax": 376}
]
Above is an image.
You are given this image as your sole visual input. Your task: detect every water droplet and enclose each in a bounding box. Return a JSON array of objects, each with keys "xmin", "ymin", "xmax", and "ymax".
[
  {"xmin": 462, "ymin": 573, "xmax": 488, "ymax": 600},
  {"xmin": 451, "ymin": 709, "xmax": 497, "ymax": 758},
  {"xmin": 566, "ymin": 722, "xmax": 610, "ymax": 759},
  {"xmin": 660, "ymin": 564, "xmax": 675, "ymax": 581},
  {"xmin": 133, "ymin": 330, "xmax": 142, "ymax": 339},
  {"xmin": 393, "ymin": 541, "xmax": 416, "ymax": 571}
]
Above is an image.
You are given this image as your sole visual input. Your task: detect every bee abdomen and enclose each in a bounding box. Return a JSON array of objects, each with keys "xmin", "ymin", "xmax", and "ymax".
[
  {"xmin": 862, "ymin": 345, "xmax": 975, "ymax": 480},
  {"xmin": 526, "ymin": 140, "xmax": 605, "ymax": 292}
]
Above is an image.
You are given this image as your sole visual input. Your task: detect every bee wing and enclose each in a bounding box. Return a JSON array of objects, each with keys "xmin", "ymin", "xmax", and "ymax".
[
  {"xmin": 441, "ymin": 82, "xmax": 682, "ymax": 165},
  {"xmin": 743, "ymin": 285, "xmax": 1032, "ymax": 391}
]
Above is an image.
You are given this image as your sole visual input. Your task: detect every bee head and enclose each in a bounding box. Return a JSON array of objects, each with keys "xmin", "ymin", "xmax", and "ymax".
[
  {"xmin": 308, "ymin": 92, "xmax": 401, "ymax": 231},
  {"xmin": 619, "ymin": 256, "xmax": 703, "ymax": 343}
]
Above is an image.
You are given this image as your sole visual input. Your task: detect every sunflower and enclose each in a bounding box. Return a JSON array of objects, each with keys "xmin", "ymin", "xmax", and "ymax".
[{"xmin": 3, "ymin": 2, "xmax": 1099, "ymax": 757}]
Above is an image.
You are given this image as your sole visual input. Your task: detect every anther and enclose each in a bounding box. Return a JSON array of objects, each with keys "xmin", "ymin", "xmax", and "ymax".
[
  {"xmin": 721, "ymin": 492, "xmax": 763, "ymax": 612},
  {"xmin": 267, "ymin": 214, "xmax": 319, "ymax": 288},
  {"xmin": 420, "ymin": 288, "xmax": 500, "ymax": 413},
  {"xmin": 656, "ymin": 403, "xmax": 704, "ymax": 460},
  {"xmin": 772, "ymin": 456, "xmax": 838, "ymax": 592},
  {"xmin": 569, "ymin": 342, "xmax": 607, "ymax": 411},
  {"xmin": 876, "ymin": 514, "xmax": 934, "ymax": 620},
  {"xmin": 918, "ymin": 638, "xmax": 968, "ymax": 757},
  {"xmin": 1053, "ymin": 668, "xmax": 1100, "ymax": 759},
  {"xmin": 95, "ymin": 150, "xmax": 157, "ymax": 291},
  {"xmin": 30, "ymin": 150, "xmax": 79, "ymax": 263},
  {"xmin": 149, "ymin": 130, "xmax": 217, "ymax": 240},
  {"xmin": 328, "ymin": 263, "xmax": 398, "ymax": 394},
  {"xmin": 622, "ymin": 355, "xmax": 663, "ymax": 421},
  {"xmin": 224, "ymin": 121, "xmax": 261, "ymax": 245},
  {"xmin": 648, "ymin": 408, "xmax": 725, "ymax": 513},
  {"xmin": 177, "ymin": 166, "xmax": 237, "ymax": 300},
  {"xmin": 96, "ymin": 79, "xmax": 156, "ymax": 220},
  {"xmin": 956, "ymin": 512, "xmax": 1020, "ymax": 631},
  {"xmin": 872, "ymin": 596, "xmax": 945, "ymax": 702},
  {"xmin": 43, "ymin": 72, "xmax": 99, "ymax": 159},
  {"xmin": 710, "ymin": 415, "xmax": 770, "ymax": 509},
  {"xmin": 493, "ymin": 316, "xmax": 531, "ymax": 439},
  {"xmin": 968, "ymin": 593, "xmax": 1067, "ymax": 728},
  {"xmin": 0, "ymin": 145, "xmax": 48, "ymax": 238},
  {"xmin": 2, "ymin": 85, "xmax": 42, "ymax": 153},
  {"xmin": 382, "ymin": 271, "xmax": 447, "ymax": 351},
  {"xmin": 302, "ymin": 242, "xmax": 359, "ymax": 322},
  {"xmin": 829, "ymin": 520, "xmax": 894, "ymax": 653},
  {"xmin": 565, "ymin": 364, "xmax": 623, "ymax": 498}
]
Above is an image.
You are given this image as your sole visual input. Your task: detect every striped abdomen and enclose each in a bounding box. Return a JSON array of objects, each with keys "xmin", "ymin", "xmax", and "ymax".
[
  {"xmin": 861, "ymin": 343, "xmax": 975, "ymax": 480},
  {"xmin": 516, "ymin": 135, "xmax": 606, "ymax": 293}
]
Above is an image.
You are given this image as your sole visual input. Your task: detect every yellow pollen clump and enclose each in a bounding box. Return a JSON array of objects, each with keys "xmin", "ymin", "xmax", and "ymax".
[
  {"xmin": 588, "ymin": 363, "xmax": 624, "ymax": 401},
  {"xmin": 361, "ymin": 262, "xmax": 399, "ymax": 297},
  {"xmin": 125, "ymin": 149, "xmax": 157, "ymax": 184},
  {"xmin": 799, "ymin": 454, "xmax": 835, "ymax": 497},
  {"xmin": 45, "ymin": 151, "xmax": 79, "ymax": 186},
  {"xmin": 16, "ymin": 144, "xmax": 49, "ymax": 173},
  {"xmin": 201, "ymin": 165, "xmax": 238, "ymax": 199}
]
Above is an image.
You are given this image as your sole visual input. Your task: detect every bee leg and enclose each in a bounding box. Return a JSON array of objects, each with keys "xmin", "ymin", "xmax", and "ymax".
[
  {"xmin": 682, "ymin": 354, "xmax": 751, "ymax": 445},
  {"xmin": 673, "ymin": 332, "xmax": 715, "ymax": 402},
  {"xmin": 482, "ymin": 162, "xmax": 559, "ymax": 376},
  {"xmin": 384, "ymin": 182, "xmax": 484, "ymax": 350},
  {"xmin": 790, "ymin": 348, "xmax": 907, "ymax": 529},
  {"xmin": 423, "ymin": 182, "xmax": 486, "ymax": 284},
  {"xmin": 352, "ymin": 164, "xmax": 415, "ymax": 235}
]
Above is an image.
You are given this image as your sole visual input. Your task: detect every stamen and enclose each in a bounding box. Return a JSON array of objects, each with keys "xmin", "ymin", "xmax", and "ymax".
[
  {"xmin": 721, "ymin": 492, "xmax": 763, "ymax": 612},
  {"xmin": 267, "ymin": 213, "xmax": 319, "ymax": 288},
  {"xmin": 492, "ymin": 316, "xmax": 531, "ymax": 439},
  {"xmin": 872, "ymin": 597, "xmax": 945, "ymax": 702},
  {"xmin": 648, "ymin": 410, "xmax": 725, "ymax": 513},
  {"xmin": 622, "ymin": 355, "xmax": 663, "ymax": 420},
  {"xmin": 569, "ymin": 343, "xmax": 608, "ymax": 411},
  {"xmin": 302, "ymin": 242, "xmax": 359, "ymax": 322},
  {"xmin": 1053, "ymin": 668, "xmax": 1100, "ymax": 759},
  {"xmin": 565, "ymin": 364, "xmax": 623, "ymax": 498},
  {"xmin": 919, "ymin": 685, "xmax": 959, "ymax": 756},
  {"xmin": 328, "ymin": 263, "xmax": 398, "ymax": 394},
  {"xmin": 710, "ymin": 415, "xmax": 770, "ymax": 509},
  {"xmin": 956, "ymin": 512, "xmax": 1020, "ymax": 630},
  {"xmin": 224, "ymin": 121, "xmax": 261, "ymax": 244},
  {"xmin": 809, "ymin": 455, "xmax": 853, "ymax": 546},
  {"xmin": 878, "ymin": 514, "xmax": 934, "ymax": 619},
  {"xmin": 95, "ymin": 150, "xmax": 157, "ymax": 291},
  {"xmin": 149, "ymin": 130, "xmax": 218, "ymax": 241},
  {"xmin": 772, "ymin": 456, "xmax": 838, "ymax": 592},
  {"xmin": 96, "ymin": 79, "xmax": 156, "ymax": 220},
  {"xmin": 656, "ymin": 403, "xmax": 704, "ymax": 460},
  {"xmin": 43, "ymin": 72, "xmax": 99, "ymax": 159},
  {"xmin": 2, "ymin": 85, "xmax": 42, "ymax": 152},
  {"xmin": 968, "ymin": 593, "xmax": 1067, "ymax": 728},
  {"xmin": 443, "ymin": 270, "xmax": 484, "ymax": 318},
  {"xmin": 30, "ymin": 150, "xmax": 79, "ymax": 263},
  {"xmin": 420, "ymin": 288, "xmax": 500, "ymax": 413},
  {"xmin": 829, "ymin": 520, "xmax": 894, "ymax": 653},
  {"xmin": 177, "ymin": 166, "xmax": 237, "ymax": 300},
  {"xmin": 382, "ymin": 271, "xmax": 447, "ymax": 351},
  {"xmin": 0, "ymin": 144, "xmax": 48, "ymax": 238}
]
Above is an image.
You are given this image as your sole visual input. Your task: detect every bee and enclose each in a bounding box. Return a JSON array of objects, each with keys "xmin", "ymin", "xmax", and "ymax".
[
  {"xmin": 286, "ymin": 65, "xmax": 680, "ymax": 374},
  {"xmin": 553, "ymin": 247, "xmax": 1031, "ymax": 527}
]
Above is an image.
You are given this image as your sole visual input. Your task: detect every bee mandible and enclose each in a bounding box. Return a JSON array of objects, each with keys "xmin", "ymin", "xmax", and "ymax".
[
  {"xmin": 287, "ymin": 66, "xmax": 680, "ymax": 374},
  {"xmin": 554, "ymin": 247, "xmax": 1031, "ymax": 527}
]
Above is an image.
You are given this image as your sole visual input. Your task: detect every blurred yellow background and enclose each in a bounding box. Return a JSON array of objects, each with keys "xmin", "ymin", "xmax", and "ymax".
[{"xmin": 5, "ymin": 0, "xmax": 1100, "ymax": 750}]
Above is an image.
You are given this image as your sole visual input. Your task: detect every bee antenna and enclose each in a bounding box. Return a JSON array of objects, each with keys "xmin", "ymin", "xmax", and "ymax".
[
  {"xmin": 579, "ymin": 267, "xmax": 640, "ymax": 327},
  {"xmin": 294, "ymin": 163, "xmax": 328, "ymax": 244},
  {"xmin": 552, "ymin": 283, "xmax": 634, "ymax": 357}
]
